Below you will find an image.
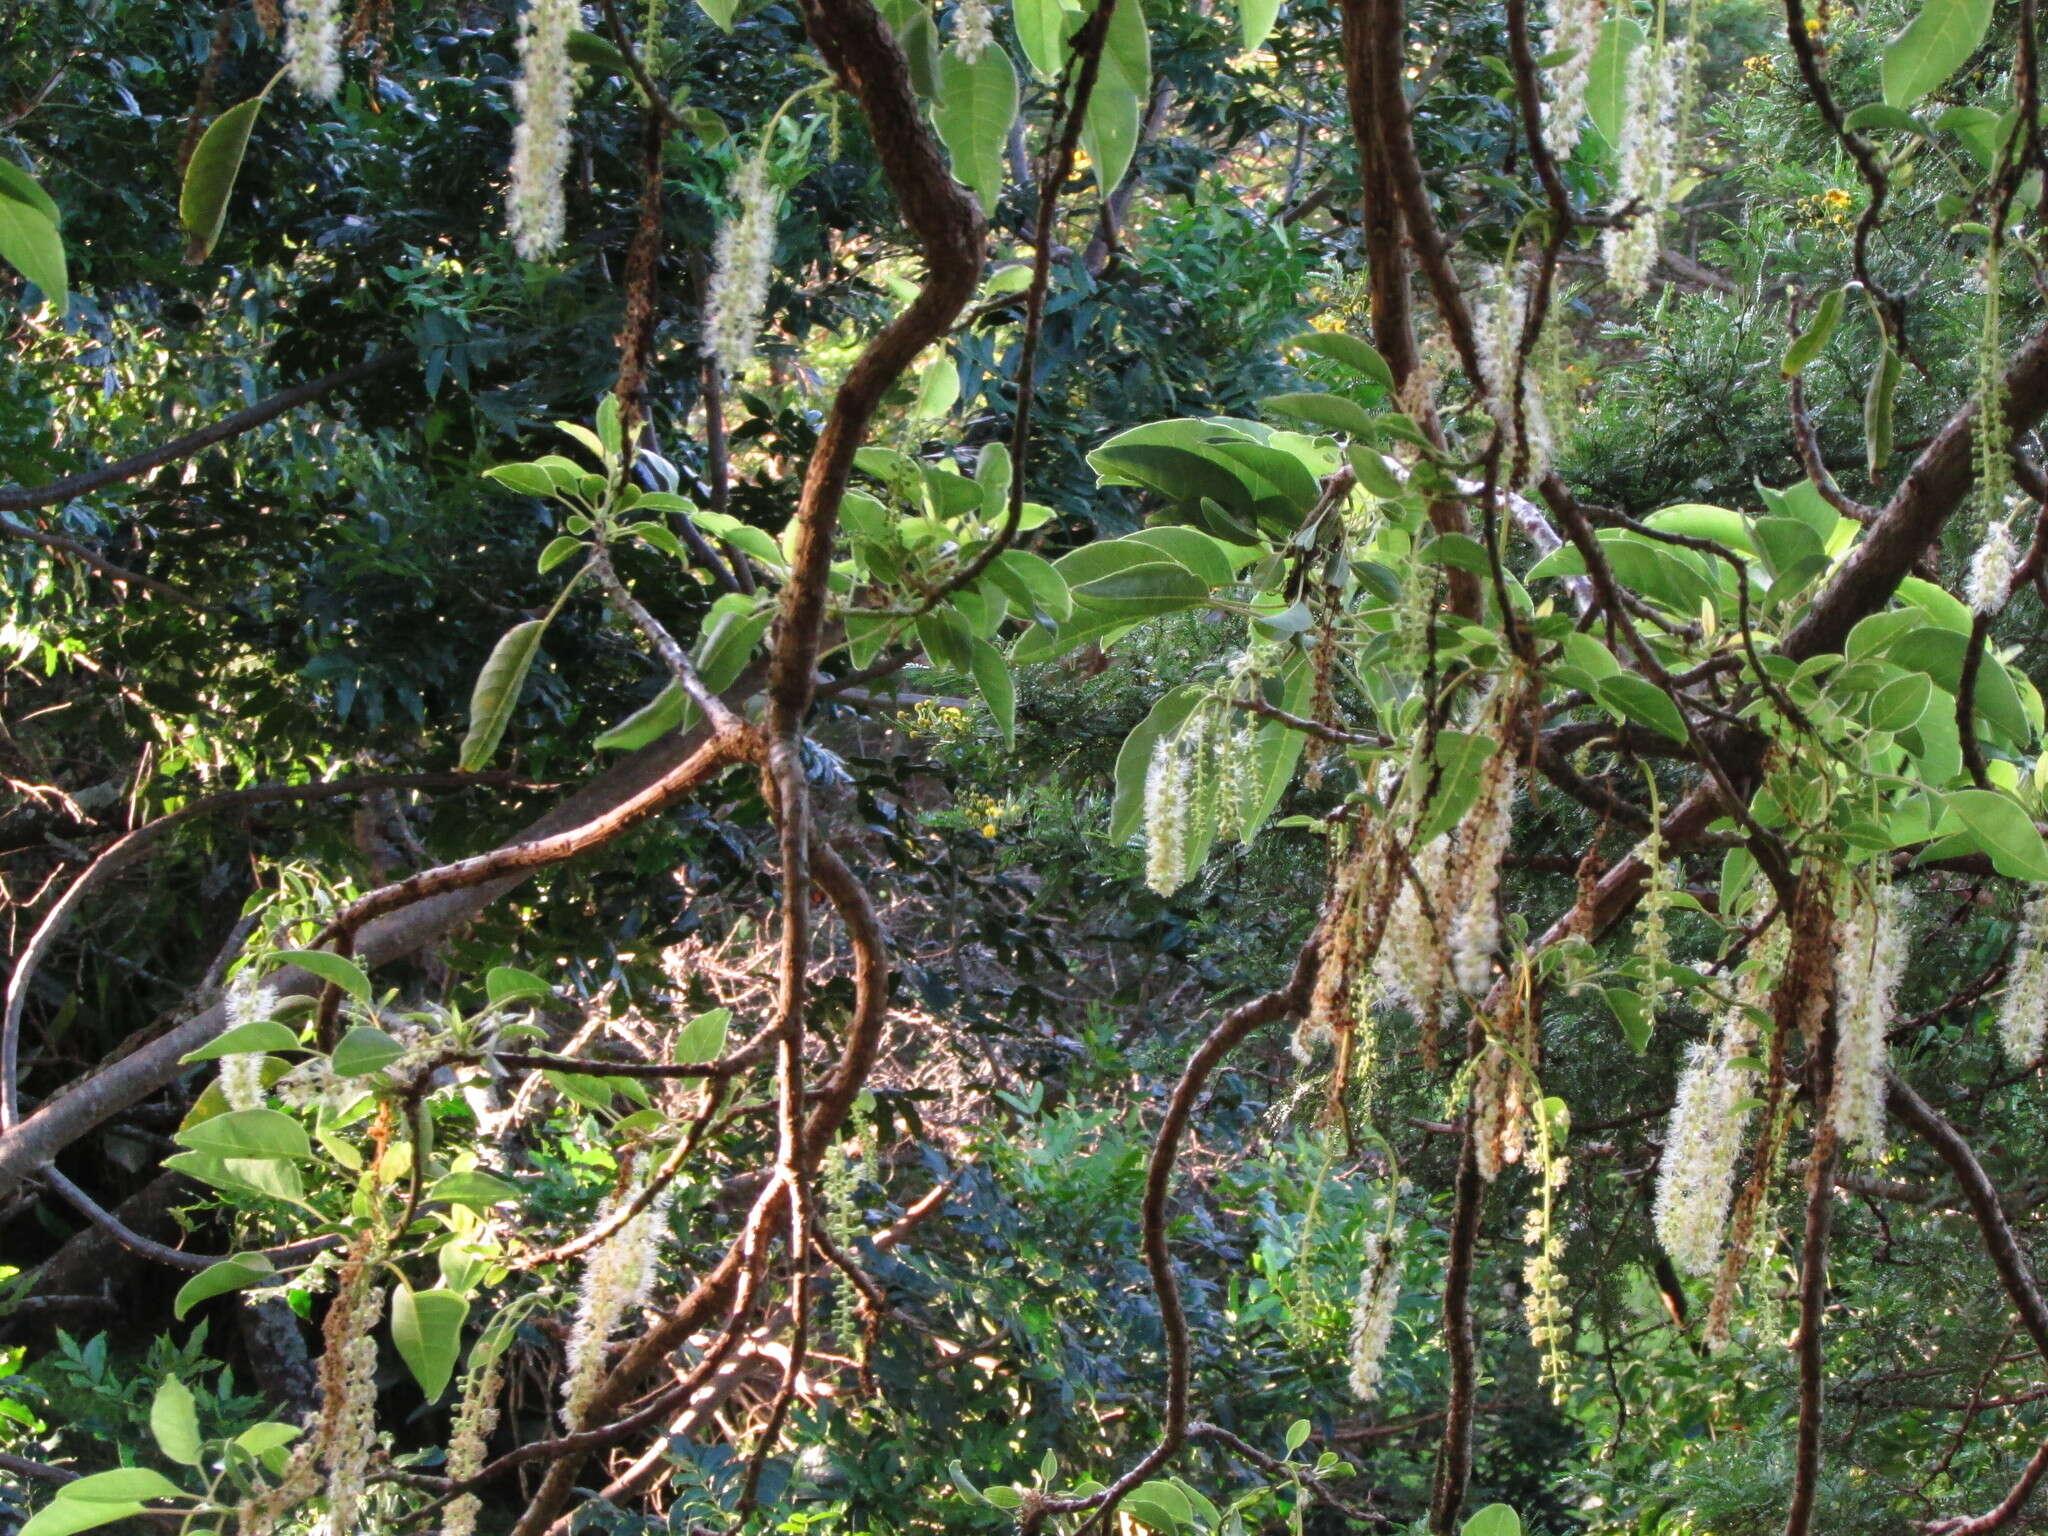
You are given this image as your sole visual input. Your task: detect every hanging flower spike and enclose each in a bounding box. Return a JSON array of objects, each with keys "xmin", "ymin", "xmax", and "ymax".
[
  {"xmin": 1347, "ymin": 1225, "xmax": 1404, "ymax": 1401},
  {"xmin": 561, "ymin": 1182, "xmax": 674, "ymax": 1428},
  {"xmin": 953, "ymin": 0, "xmax": 995, "ymax": 62},
  {"xmin": 1144, "ymin": 733, "xmax": 1195, "ymax": 895},
  {"xmin": 284, "ymin": 0, "xmax": 344, "ymax": 99},
  {"xmin": 507, "ymin": 0, "xmax": 579, "ymax": 260},
  {"xmin": 1830, "ymin": 881, "xmax": 1909, "ymax": 1159},
  {"xmin": 1653, "ymin": 1015, "xmax": 1758, "ymax": 1278},
  {"xmin": 1968, "ymin": 517, "xmax": 2019, "ymax": 616},
  {"xmin": 1999, "ymin": 890, "xmax": 2048, "ymax": 1066},
  {"xmin": 1542, "ymin": 0, "xmax": 1606, "ymax": 160},
  {"xmin": 705, "ymin": 149, "xmax": 781, "ymax": 376},
  {"xmin": 1602, "ymin": 36, "xmax": 1679, "ymax": 299}
]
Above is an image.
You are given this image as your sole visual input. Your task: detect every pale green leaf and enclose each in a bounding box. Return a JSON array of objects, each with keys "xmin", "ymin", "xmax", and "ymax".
[
  {"xmin": 391, "ymin": 1285, "xmax": 469, "ymax": 1403},
  {"xmin": 933, "ymin": 43, "xmax": 1018, "ymax": 214},
  {"xmin": 150, "ymin": 1378, "xmax": 202, "ymax": 1467},
  {"xmin": 1081, "ymin": 0, "xmax": 1149, "ymax": 195},
  {"xmin": 180, "ymin": 95, "xmax": 265, "ymax": 263},
  {"xmin": 1882, "ymin": 0, "xmax": 1994, "ymax": 106},
  {"xmin": 459, "ymin": 617, "xmax": 549, "ymax": 771}
]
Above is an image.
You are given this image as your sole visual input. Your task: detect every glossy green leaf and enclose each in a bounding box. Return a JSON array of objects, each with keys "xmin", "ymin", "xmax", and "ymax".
[
  {"xmin": 594, "ymin": 680, "xmax": 688, "ymax": 752},
  {"xmin": 1866, "ymin": 342, "xmax": 1902, "ymax": 479},
  {"xmin": 331, "ymin": 1025, "xmax": 406, "ymax": 1077},
  {"xmin": 1081, "ymin": 0, "xmax": 1149, "ymax": 195},
  {"xmin": 985, "ymin": 548, "xmax": 1073, "ymax": 621},
  {"xmin": 392, "ymin": 1285, "xmax": 469, "ymax": 1403},
  {"xmin": 933, "ymin": 43, "xmax": 1018, "ymax": 214},
  {"xmin": 1842, "ymin": 101, "xmax": 1930, "ymax": 135},
  {"xmin": 180, "ymin": 95, "xmax": 266, "ymax": 263},
  {"xmin": 1463, "ymin": 1505, "xmax": 1523, "ymax": 1536},
  {"xmin": 176, "ymin": 1108, "xmax": 314, "ymax": 1161},
  {"xmin": 0, "ymin": 176, "xmax": 64, "ymax": 313},
  {"xmin": 1287, "ymin": 330, "xmax": 1396, "ymax": 391},
  {"xmin": 1261, "ymin": 391, "xmax": 1377, "ymax": 437},
  {"xmin": 910, "ymin": 349, "xmax": 964, "ymax": 419},
  {"xmin": 1238, "ymin": 0, "xmax": 1279, "ymax": 49},
  {"xmin": 1882, "ymin": 0, "xmax": 1993, "ymax": 106},
  {"xmin": 1947, "ymin": 789, "xmax": 2048, "ymax": 881},
  {"xmin": 0, "ymin": 158, "xmax": 59, "ymax": 223},
  {"xmin": 459, "ymin": 617, "xmax": 548, "ymax": 771},
  {"xmin": 429, "ymin": 1169, "xmax": 523, "ymax": 1210},
  {"xmin": 183, "ymin": 1020, "xmax": 298, "ymax": 1063},
  {"xmin": 1598, "ymin": 675, "xmax": 1691, "ymax": 744},
  {"xmin": 675, "ymin": 1005, "xmax": 732, "ymax": 1064},
  {"xmin": 970, "ymin": 638, "xmax": 1016, "ymax": 745},
  {"xmin": 485, "ymin": 965, "xmax": 551, "ymax": 1005},
  {"xmin": 162, "ymin": 1150, "xmax": 307, "ymax": 1203},
  {"xmin": 1781, "ymin": 286, "xmax": 1845, "ymax": 377},
  {"xmin": 150, "ymin": 1377, "xmax": 202, "ymax": 1467},
  {"xmin": 271, "ymin": 949, "xmax": 373, "ymax": 1006},
  {"xmin": 1014, "ymin": 0, "xmax": 1078, "ymax": 78},
  {"xmin": 173, "ymin": 1253, "xmax": 276, "ymax": 1320},
  {"xmin": 18, "ymin": 1502, "xmax": 146, "ymax": 1536},
  {"xmin": 1586, "ymin": 16, "xmax": 1644, "ymax": 147},
  {"xmin": 55, "ymin": 1468, "xmax": 190, "ymax": 1503}
]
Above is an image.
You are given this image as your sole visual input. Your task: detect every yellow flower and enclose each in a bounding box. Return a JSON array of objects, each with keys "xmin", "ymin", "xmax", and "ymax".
[
  {"xmin": 1804, "ymin": 14, "xmax": 1823, "ymax": 33},
  {"xmin": 1823, "ymin": 187, "xmax": 1852, "ymax": 209},
  {"xmin": 982, "ymin": 822, "xmax": 999, "ymax": 838}
]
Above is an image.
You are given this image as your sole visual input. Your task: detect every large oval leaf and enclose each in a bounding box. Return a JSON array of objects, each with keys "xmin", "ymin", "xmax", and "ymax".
[
  {"xmin": 933, "ymin": 43, "xmax": 1018, "ymax": 214},
  {"xmin": 392, "ymin": 1284, "xmax": 469, "ymax": 1403},
  {"xmin": 180, "ymin": 95, "xmax": 266, "ymax": 263},
  {"xmin": 459, "ymin": 618, "xmax": 548, "ymax": 771},
  {"xmin": 1882, "ymin": 0, "xmax": 1994, "ymax": 107},
  {"xmin": 1080, "ymin": 0, "xmax": 1150, "ymax": 195}
]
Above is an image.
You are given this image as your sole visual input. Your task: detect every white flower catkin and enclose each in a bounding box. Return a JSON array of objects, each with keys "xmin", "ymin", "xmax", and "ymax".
[
  {"xmin": 953, "ymin": 0, "xmax": 995, "ymax": 62},
  {"xmin": 705, "ymin": 151, "xmax": 780, "ymax": 376},
  {"xmin": 1652, "ymin": 1014, "xmax": 1757, "ymax": 1278},
  {"xmin": 1542, "ymin": 0, "xmax": 1606, "ymax": 160},
  {"xmin": 561, "ymin": 1183, "xmax": 673, "ymax": 1428},
  {"xmin": 1831, "ymin": 882, "xmax": 1908, "ymax": 1159},
  {"xmin": 508, "ymin": 0, "xmax": 578, "ymax": 260},
  {"xmin": 1969, "ymin": 518, "xmax": 2019, "ymax": 615},
  {"xmin": 1347, "ymin": 1227, "xmax": 1404, "ymax": 1401},
  {"xmin": 2000, "ymin": 890, "xmax": 2048, "ymax": 1066},
  {"xmin": 1449, "ymin": 756, "xmax": 1516, "ymax": 995},
  {"xmin": 1603, "ymin": 36, "xmax": 1678, "ymax": 300},
  {"xmin": 284, "ymin": 0, "xmax": 343, "ymax": 100},
  {"xmin": 313, "ymin": 1284, "xmax": 385, "ymax": 1536},
  {"xmin": 1473, "ymin": 266, "xmax": 1554, "ymax": 485},
  {"xmin": 439, "ymin": 1352, "xmax": 505, "ymax": 1536},
  {"xmin": 1143, "ymin": 734, "xmax": 1194, "ymax": 894}
]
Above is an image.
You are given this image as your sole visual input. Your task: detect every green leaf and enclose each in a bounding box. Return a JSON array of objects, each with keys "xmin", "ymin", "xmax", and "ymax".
[
  {"xmin": 183, "ymin": 1020, "xmax": 298, "ymax": 1063},
  {"xmin": 176, "ymin": 1108, "xmax": 314, "ymax": 1162},
  {"xmin": 1597, "ymin": 675, "xmax": 1691, "ymax": 744},
  {"xmin": 985, "ymin": 549, "xmax": 1073, "ymax": 622},
  {"xmin": 162, "ymin": 1150, "xmax": 306, "ymax": 1203},
  {"xmin": 1947, "ymin": 789, "xmax": 2048, "ymax": 881},
  {"xmin": 916, "ymin": 609, "xmax": 975, "ymax": 672},
  {"xmin": 675, "ymin": 1005, "xmax": 733, "ymax": 1064},
  {"xmin": 1081, "ymin": 0, "xmax": 1149, "ymax": 195},
  {"xmin": 564, "ymin": 29, "xmax": 629, "ymax": 73},
  {"xmin": 696, "ymin": 0, "xmax": 740, "ymax": 31},
  {"xmin": 484, "ymin": 462, "xmax": 557, "ymax": 497},
  {"xmin": 55, "ymin": 1469, "xmax": 190, "ymax": 1503},
  {"xmin": 1881, "ymin": 0, "xmax": 1993, "ymax": 106},
  {"xmin": 1238, "ymin": 0, "xmax": 1279, "ymax": 49},
  {"xmin": 1842, "ymin": 101, "xmax": 1931, "ymax": 135},
  {"xmin": 1125, "ymin": 1481, "xmax": 1193, "ymax": 1532},
  {"xmin": 1586, "ymin": 16, "xmax": 1644, "ymax": 147},
  {"xmin": 1866, "ymin": 342, "xmax": 1902, "ymax": 480},
  {"xmin": 910, "ymin": 349, "xmax": 965, "ymax": 419},
  {"xmin": 486, "ymin": 966, "xmax": 551, "ymax": 1006},
  {"xmin": 1284, "ymin": 1418, "xmax": 1311, "ymax": 1453},
  {"xmin": 595, "ymin": 680, "xmax": 688, "ymax": 752},
  {"xmin": 391, "ymin": 1285, "xmax": 469, "ymax": 1403},
  {"xmin": 179, "ymin": 95, "xmax": 266, "ymax": 263},
  {"xmin": 1111, "ymin": 686, "xmax": 1205, "ymax": 842},
  {"xmin": 1261, "ymin": 391, "xmax": 1378, "ymax": 437},
  {"xmin": 0, "ymin": 173, "xmax": 64, "ymax": 313},
  {"xmin": 970, "ymin": 639, "xmax": 1016, "ymax": 746},
  {"xmin": 150, "ymin": 1377, "xmax": 202, "ymax": 1467},
  {"xmin": 1415, "ymin": 731, "xmax": 1499, "ymax": 845},
  {"xmin": 1869, "ymin": 670, "xmax": 1933, "ymax": 731},
  {"xmin": 331, "ymin": 1026, "xmax": 407, "ymax": 1077},
  {"xmin": 270, "ymin": 950, "xmax": 373, "ymax": 1006},
  {"xmin": 0, "ymin": 159, "xmax": 60, "ymax": 223},
  {"xmin": 933, "ymin": 43, "xmax": 1018, "ymax": 215},
  {"xmin": 1781, "ymin": 286, "xmax": 1845, "ymax": 377},
  {"xmin": 173, "ymin": 1253, "xmax": 276, "ymax": 1320},
  {"xmin": 17, "ymin": 1502, "xmax": 147, "ymax": 1536},
  {"xmin": 1014, "ymin": 0, "xmax": 1078, "ymax": 78},
  {"xmin": 1286, "ymin": 331, "xmax": 1396, "ymax": 391},
  {"xmin": 460, "ymin": 617, "xmax": 549, "ymax": 771},
  {"xmin": 429, "ymin": 1169, "xmax": 523, "ymax": 1210},
  {"xmin": 1462, "ymin": 1505, "xmax": 1523, "ymax": 1536}
]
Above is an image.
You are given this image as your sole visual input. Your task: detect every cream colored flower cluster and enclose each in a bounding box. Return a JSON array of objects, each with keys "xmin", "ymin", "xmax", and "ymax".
[
  {"xmin": 561, "ymin": 1181, "xmax": 674, "ymax": 1427},
  {"xmin": 705, "ymin": 152, "xmax": 781, "ymax": 376},
  {"xmin": 1831, "ymin": 881, "xmax": 1909, "ymax": 1159},
  {"xmin": 1999, "ymin": 889, "xmax": 2048, "ymax": 1065},
  {"xmin": 508, "ymin": 0, "xmax": 578, "ymax": 259},
  {"xmin": 1347, "ymin": 1225, "xmax": 1404, "ymax": 1402}
]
